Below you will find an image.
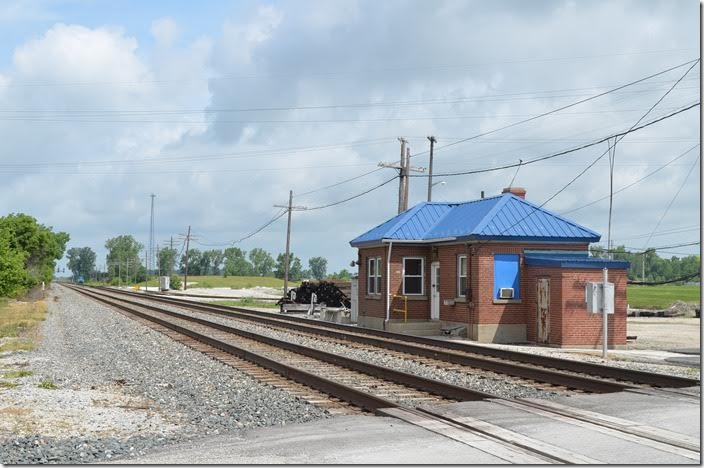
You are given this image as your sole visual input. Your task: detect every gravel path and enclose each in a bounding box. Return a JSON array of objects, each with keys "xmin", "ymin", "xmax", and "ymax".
[
  {"xmin": 0, "ymin": 286, "xmax": 327, "ymax": 464},
  {"xmin": 113, "ymin": 292, "xmax": 562, "ymax": 400}
]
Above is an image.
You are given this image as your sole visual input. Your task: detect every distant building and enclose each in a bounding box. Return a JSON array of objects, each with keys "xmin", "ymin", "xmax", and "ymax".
[{"xmin": 350, "ymin": 187, "xmax": 629, "ymax": 348}]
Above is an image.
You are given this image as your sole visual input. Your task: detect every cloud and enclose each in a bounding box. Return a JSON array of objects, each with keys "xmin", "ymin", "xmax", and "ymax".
[
  {"xmin": 0, "ymin": 0, "xmax": 698, "ymax": 275},
  {"xmin": 151, "ymin": 17, "xmax": 181, "ymax": 47}
]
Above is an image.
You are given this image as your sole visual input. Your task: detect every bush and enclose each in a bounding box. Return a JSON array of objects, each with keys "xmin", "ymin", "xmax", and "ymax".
[{"xmin": 169, "ymin": 274, "xmax": 182, "ymax": 290}]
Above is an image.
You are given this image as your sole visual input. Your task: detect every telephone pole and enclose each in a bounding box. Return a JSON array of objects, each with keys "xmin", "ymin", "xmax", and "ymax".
[
  {"xmin": 379, "ymin": 138, "xmax": 425, "ymax": 213},
  {"xmin": 426, "ymin": 136, "xmax": 437, "ymax": 202},
  {"xmin": 183, "ymin": 225, "xmax": 191, "ymax": 290},
  {"xmin": 274, "ymin": 190, "xmax": 307, "ymax": 296},
  {"xmin": 148, "ymin": 194, "xmax": 156, "ymax": 281}
]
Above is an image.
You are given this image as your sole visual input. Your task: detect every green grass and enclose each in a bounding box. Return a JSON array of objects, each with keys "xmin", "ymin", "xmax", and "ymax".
[
  {"xmin": 0, "ymin": 300, "xmax": 48, "ymax": 338},
  {"xmin": 0, "ymin": 341, "xmax": 35, "ymax": 352},
  {"xmin": 2, "ymin": 370, "xmax": 33, "ymax": 379},
  {"xmin": 212, "ymin": 298, "xmax": 279, "ymax": 309},
  {"xmin": 628, "ymin": 284, "xmax": 700, "ymax": 310},
  {"xmin": 37, "ymin": 379, "xmax": 57, "ymax": 390},
  {"xmin": 0, "ymin": 380, "xmax": 19, "ymax": 389},
  {"xmin": 171, "ymin": 275, "xmax": 297, "ymax": 290}
]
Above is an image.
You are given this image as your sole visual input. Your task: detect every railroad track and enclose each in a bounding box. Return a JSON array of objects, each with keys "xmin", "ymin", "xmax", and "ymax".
[
  {"xmin": 91, "ymin": 285, "xmax": 699, "ymax": 395},
  {"xmin": 63, "ymin": 284, "xmax": 700, "ymax": 463}
]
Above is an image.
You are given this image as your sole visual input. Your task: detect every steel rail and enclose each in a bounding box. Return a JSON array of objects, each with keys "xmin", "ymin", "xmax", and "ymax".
[
  {"xmin": 71, "ymin": 286, "xmax": 493, "ymax": 404},
  {"xmin": 95, "ymin": 286, "xmax": 635, "ymax": 393},
  {"xmin": 117, "ymin": 287, "xmax": 698, "ymax": 389}
]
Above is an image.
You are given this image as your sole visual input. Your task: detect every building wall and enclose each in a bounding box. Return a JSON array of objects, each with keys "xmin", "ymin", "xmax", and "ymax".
[
  {"xmin": 357, "ymin": 241, "xmax": 628, "ymax": 347},
  {"xmin": 357, "ymin": 244, "xmax": 433, "ymax": 324}
]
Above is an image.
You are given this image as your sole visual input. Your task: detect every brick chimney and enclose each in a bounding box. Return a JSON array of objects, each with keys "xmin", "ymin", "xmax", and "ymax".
[{"xmin": 502, "ymin": 187, "xmax": 526, "ymax": 199}]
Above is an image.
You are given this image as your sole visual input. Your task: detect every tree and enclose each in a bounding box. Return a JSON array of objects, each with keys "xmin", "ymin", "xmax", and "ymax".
[
  {"xmin": 275, "ymin": 252, "xmax": 303, "ymax": 281},
  {"xmin": 202, "ymin": 249, "xmax": 225, "ymax": 275},
  {"xmin": 157, "ymin": 247, "xmax": 178, "ymax": 275},
  {"xmin": 0, "ymin": 231, "xmax": 28, "ymax": 297},
  {"xmin": 249, "ymin": 248, "xmax": 275, "ymax": 277},
  {"xmin": 179, "ymin": 248, "xmax": 203, "ymax": 276},
  {"xmin": 329, "ymin": 269, "xmax": 351, "ymax": 280},
  {"xmin": 0, "ymin": 213, "xmax": 69, "ymax": 289},
  {"xmin": 66, "ymin": 247, "xmax": 96, "ymax": 281},
  {"xmin": 223, "ymin": 247, "xmax": 253, "ymax": 276},
  {"xmin": 105, "ymin": 235, "xmax": 143, "ymax": 284},
  {"xmin": 309, "ymin": 256, "xmax": 327, "ymax": 280}
]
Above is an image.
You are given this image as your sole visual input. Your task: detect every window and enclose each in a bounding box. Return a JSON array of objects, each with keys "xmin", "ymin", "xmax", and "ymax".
[
  {"xmin": 493, "ymin": 254, "xmax": 520, "ymax": 299},
  {"xmin": 403, "ymin": 257, "xmax": 424, "ymax": 295},
  {"xmin": 367, "ymin": 257, "xmax": 381, "ymax": 294},
  {"xmin": 457, "ymin": 255, "xmax": 467, "ymax": 297}
]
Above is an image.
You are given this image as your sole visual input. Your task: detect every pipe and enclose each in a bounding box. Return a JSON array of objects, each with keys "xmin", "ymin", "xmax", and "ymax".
[{"xmin": 385, "ymin": 241, "xmax": 393, "ymax": 330}]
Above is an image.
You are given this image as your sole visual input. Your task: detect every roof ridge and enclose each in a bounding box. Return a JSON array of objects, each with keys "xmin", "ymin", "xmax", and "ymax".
[
  {"xmin": 384, "ymin": 202, "xmax": 428, "ymax": 239},
  {"xmin": 470, "ymin": 194, "xmax": 512, "ymax": 235},
  {"xmin": 509, "ymin": 195, "xmax": 601, "ymax": 239}
]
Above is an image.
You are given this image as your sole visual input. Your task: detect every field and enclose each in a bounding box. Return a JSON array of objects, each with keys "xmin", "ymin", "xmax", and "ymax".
[
  {"xmin": 135, "ymin": 275, "xmax": 299, "ymax": 290},
  {"xmin": 628, "ymin": 284, "xmax": 700, "ymax": 310},
  {"xmin": 0, "ymin": 299, "xmax": 48, "ymax": 352}
]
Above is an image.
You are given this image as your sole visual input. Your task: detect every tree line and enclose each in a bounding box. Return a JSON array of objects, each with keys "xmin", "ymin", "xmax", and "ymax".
[
  {"xmin": 0, "ymin": 214, "xmax": 69, "ymax": 297},
  {"xmin": 590, "ymin": 245, "xmax": 700, "ymax": 283},
  {"xmin": 65, "ymin": 234, "xmax": 352, "ymax": 286}
]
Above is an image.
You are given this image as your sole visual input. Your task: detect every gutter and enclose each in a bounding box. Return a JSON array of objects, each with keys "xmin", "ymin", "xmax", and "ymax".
[
  {"xmin": 385, "ymin": 241, "xmax": 393, "ymax": 330},
  {"xmin": 380, "ymin": 237, "xmax": 456, "ymax": 244}
]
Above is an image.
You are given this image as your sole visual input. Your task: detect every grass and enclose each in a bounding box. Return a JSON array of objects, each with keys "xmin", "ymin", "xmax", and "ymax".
[
  {"xmin": 628, "ymin": 284, "xmax": 700, "ymax": 310},
  {"xmin": 2, "ymin": 370, "xmax": 33, "ymax": 379},
  {"xmin": 37, "ymin": 379, "xmax": 57, "ymax": 390},
  {"xmin": 0, "ymin": 380, "xmax": 19, "ymax": 389},
  {"xmin": 0, "ymin": 341, "xmax": 35, "ymax": 352},
  {"xmin": 212, "ymin": 298, "xmax": 279, "ymax": 309},
  {"xmin": 0, "ymin": 300, "xmax": 48, "ymax": 338},
  {"xmin": 140, "ymin": 275, "xmax": 298, "ymax": 290}
]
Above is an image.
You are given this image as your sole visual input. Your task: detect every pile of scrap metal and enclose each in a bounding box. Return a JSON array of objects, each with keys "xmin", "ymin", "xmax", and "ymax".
[{"xmin": 278, "ymin": 280, "xmax": 351, "ymax": 317}]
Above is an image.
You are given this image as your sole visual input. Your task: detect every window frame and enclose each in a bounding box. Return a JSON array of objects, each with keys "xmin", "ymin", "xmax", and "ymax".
[
  {"xmin": 457, "ymin": 254, "xmax": 467, "ymax": 298},
  {"xmin": 402, "ymin": 256, "xmax": 425, "ymax": 296},
  {"xmin": 367, "ymin": 257, "xmax": 382, "ymax": 295}
]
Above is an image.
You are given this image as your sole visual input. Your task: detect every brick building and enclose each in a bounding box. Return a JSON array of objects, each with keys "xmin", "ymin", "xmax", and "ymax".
[{"xmin": 349, "ymin": 187, "xmax": 629, "ymax": 348}]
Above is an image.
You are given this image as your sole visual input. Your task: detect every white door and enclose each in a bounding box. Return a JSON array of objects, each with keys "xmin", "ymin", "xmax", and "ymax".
[{"xmin": 430, "ymin": 262, "xmax": 440, "ymax": 320}]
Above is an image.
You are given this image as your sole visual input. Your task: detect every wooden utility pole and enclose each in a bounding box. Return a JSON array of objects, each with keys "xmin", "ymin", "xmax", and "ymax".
[
  {"xmin": 379, "ymin": 138, "xmax": 425, "ymax": 214},
  {"xmin": 183, "ymin": 225, "xmax": 191, "ymax": 290},
  {"xmin": 427, "ymin": 136, "xmax": 436, "ymax": 202},
  {"xmin": 274, "ymin": 191, "xmax": 307, "ymax": 296}
]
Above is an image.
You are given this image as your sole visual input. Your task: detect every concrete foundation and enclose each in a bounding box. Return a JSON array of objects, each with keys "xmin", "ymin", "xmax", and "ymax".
[{"xmin": 470, "ymin": 323, "xmax": 527, "ymax": 343}]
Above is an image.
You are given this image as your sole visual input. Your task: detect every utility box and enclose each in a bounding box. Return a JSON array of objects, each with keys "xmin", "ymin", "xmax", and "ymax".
[
  {"xmin": 585, "ymin": 282, "xmax": 614, "ymax": 314},
  {"xmin": 159, "ymin": 276, "xmax": 170, "ymax": 291}
]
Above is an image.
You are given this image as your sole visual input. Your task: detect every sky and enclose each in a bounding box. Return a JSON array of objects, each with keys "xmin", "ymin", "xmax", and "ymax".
[{"xmin": 0, "ymin": 0, "xmax": 700, "ymax": 275}]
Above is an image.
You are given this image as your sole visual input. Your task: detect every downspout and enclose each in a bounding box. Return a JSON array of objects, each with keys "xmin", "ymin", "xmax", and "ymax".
[{"xmin": 385, "ymin": 241, "xmax": 393, "ymax": 330}]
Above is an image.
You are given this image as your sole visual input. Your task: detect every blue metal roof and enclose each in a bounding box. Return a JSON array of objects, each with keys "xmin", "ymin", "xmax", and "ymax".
[
  {"xmin": 350, "ymin": 193, "xmax": 601, "ymax": 247},
  {"xmin": 524, "ymin": 251, "xmax": 630, "ymax": 269}
]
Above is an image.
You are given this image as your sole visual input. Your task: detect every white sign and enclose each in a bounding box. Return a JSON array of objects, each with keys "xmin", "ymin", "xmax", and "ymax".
[{"xmin": 585, "ymin": 282, "xmax": 614, "ymax": 314}]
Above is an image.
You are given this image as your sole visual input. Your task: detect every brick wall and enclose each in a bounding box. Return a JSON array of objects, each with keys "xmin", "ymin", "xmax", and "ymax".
[
  {"xmin": 357, "ymin": 241, "xmax": 627, "ymax": 346},
  {"xmin": 358, "ymin": 244, "xmax": 433, "ymax": 321}
]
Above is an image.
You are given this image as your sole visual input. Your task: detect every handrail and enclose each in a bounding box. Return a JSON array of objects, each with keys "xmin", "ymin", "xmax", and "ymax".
[{"xmin": 391, "ymin": 294, "xmax": 408, "ymax": 322}]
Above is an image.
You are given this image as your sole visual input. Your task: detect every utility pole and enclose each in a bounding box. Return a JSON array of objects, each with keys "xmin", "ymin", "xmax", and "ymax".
[
  {"xmin": 602, "ymin": 267, "xmax": 608, "ymax": 359},
  {"xmin": 183, "ymin": 225, "xmax": 191, "ymax": 291},
  {"xmin": 427, "ymin": 136, "xmax": 436, "ymax": 202},
  {"xmin": 378, "ymin": 138, "xmax": 425, "ymax": 214},
  {"xmin": 274, "ymin": 191, "xmax": 307, "ymax": 296},
  {"xmin": 170, "ymin": 236, "xmax": 174, "ymax": 276},
  {"xmin": 148, "ymin": 193, "xmax": 156, "ymax": 290}
]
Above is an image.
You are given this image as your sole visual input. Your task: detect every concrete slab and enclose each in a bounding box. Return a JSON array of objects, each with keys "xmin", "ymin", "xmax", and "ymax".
[
  {"xmin": 535, "ymin": 390, "xmax": 701, "ymax": 438},
  {"xmin": 116, "ymin": 415, "xmax": 507, "ymax": 464},
  {"xmin": 421, "ymin": 397, "xmax": 699, "ymax": 464}
]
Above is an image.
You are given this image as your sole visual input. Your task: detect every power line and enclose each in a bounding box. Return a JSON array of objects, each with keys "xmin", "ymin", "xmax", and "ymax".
[
  {"xmin": 408, "ymin": 103, "xmax": 698, "ymax": 178},
  {"xmin": 406, "ymin": 58, "xmax": 699, "ymax": 160},
  {"xmin": 296, "ymin": 167, "xmax": 385, "ymax": 197},
  {"xmin": 560, "ymin": 144, "xmax": 700, "ymax": 214},
  {"xmin": 303, "ymin": 176, "xmax": 399, "ymax": 211},
  {"xmin": 641, "ymin": 155, "xmax": 700, "ymax": 249},
  {"xmin": 4, "ymin": 47, "xmax": 695, "ymax": 88},
  {"xmin": 628, "ymin": 272, "xmax": 699, "ymax": 286}
]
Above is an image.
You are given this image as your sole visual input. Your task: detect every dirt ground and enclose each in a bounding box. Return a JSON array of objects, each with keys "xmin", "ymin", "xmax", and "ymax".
[{"xmin": 626, "ymin": 317, "xmax": 701, "ymax": 351}]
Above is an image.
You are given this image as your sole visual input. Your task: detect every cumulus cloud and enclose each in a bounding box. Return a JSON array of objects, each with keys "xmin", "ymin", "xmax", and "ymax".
[{"xmin": 0, "ymin": 0, "xmax": 698, "ymax": 273}]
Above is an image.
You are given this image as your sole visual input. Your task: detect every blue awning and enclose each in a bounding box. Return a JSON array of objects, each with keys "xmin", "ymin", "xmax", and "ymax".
[{"xmin": 524, "ymin": 250, "xmax": 630, "ymax": 269}]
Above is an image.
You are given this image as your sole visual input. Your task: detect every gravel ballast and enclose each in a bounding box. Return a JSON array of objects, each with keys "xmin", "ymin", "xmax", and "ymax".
[{"xmin": 0, "ymin": 286, "xmax": 328, "ymax": 464}]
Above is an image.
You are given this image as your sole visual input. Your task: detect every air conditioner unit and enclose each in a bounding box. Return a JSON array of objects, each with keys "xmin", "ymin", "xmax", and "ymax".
[{"xmin": 499, "ymin": 287, "xmax": 514, "ymax": 299}]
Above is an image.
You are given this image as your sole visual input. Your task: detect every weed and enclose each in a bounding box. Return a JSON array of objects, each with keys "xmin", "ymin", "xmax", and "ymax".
[
  {"xmin": 37, "ymin": 379, "xmax": 57, "ymax": 390},
  {"xmin": 3, "ymin": 370, "xmax": 33, "ymax": 379},
  {"xmin": 0, "ymin": 380, "xmax": 19, "ymax": 389},
  {"xmin": 0, "ymin": 340, "xmax": 35, "ymax": 352}
]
